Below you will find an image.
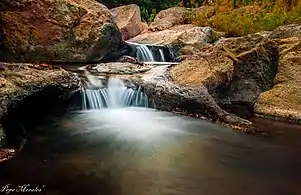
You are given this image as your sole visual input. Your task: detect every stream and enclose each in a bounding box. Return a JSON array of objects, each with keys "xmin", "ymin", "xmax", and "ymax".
[{"xmin": 0, "ymin": 107, "xmax": 301, "ymax": 195}]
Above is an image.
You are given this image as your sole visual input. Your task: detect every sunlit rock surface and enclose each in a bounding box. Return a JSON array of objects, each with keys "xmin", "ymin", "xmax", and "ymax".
[
  {"xmin": 255, "ymin": 36, "xmax": 301, "ymax": 122},
  {"xmin": 111, "ymin": 4, "xmax": 144, "ymax": 40},
  {"xmin": 0, "ymin": 0, "xmax": 122, "ymax": 62}
]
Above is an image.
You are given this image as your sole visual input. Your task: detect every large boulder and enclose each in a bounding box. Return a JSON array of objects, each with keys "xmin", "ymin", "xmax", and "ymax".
[
  {"xmin": 255, "ymin": 36, "xmax": 301, "ymax": 122},
  {"xmin": 110, "ymin": 4, "xmax": 144, "ymax": 40},
  {"xmin": 149, "ymin": 7, "xmax": 189, "ymax": 32},
  {"xmin": 170, "ymin": 34, "xmax": 278, "ymax": 107},
  {"xmin": 0, "ymin": 0, "xmax": 123, "ymax": 63}
]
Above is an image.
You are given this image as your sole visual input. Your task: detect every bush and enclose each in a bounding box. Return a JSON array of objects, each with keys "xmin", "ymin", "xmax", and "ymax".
[{"xmin": 188, "ymin": 1, "xmax": 301, "ymax": 36}]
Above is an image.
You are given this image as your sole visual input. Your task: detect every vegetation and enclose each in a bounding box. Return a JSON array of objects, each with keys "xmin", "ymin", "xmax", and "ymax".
[
  {"xmin": 101, "ymin": 0, "xmax": 301, "ymax": 35},
  {"xmin": 187, "ymin": 0, "xmax": 301, "ymax": 36}
]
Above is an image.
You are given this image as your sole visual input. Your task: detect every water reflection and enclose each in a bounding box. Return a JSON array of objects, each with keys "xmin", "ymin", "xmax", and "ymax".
[{"xmin": 0, "ymin": 108, "xmax": 301, "ymax": 195}]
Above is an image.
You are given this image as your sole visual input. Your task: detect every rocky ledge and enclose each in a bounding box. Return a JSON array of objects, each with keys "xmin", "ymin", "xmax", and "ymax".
[
  {"xmin": 0, "ymin": 63, "xmax": 80, "ymax": 159},
  {"xmin": 89, "ymin": 62, "xmax": 253, "ymax": 132}
]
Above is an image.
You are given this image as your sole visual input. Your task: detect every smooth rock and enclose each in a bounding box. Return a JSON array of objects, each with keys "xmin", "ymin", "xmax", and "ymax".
[{"xmin": 111, "ymin": 4, "xmax": 143, "ymax": 40}]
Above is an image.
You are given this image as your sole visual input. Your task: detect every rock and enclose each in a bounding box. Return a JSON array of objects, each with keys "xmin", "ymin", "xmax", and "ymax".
[
  {"xmin": 171, "ymin": 35, "xmax": 278, "ymax": 106},
  {"xmin": 149, "ymin": 7, "xmax": 189, "ymax": 32},
  {"xmin": 0, "ymin": 0, "xmax": 122, "ymax": 63},
  {"xmin": 141, "ymin": 22, "xmax": 149, "ymax": 33},
  {"xmin": 137, "ymin": 66, "xmax": 252, "ymax": 131},
  {"xmin": 111, "ymin": 4, "xmax": 143, "ymax": 40},
  {"xmin": 216, "ymin": 33, "xmax": 269, "ymax": 55},
  {"xmin": 0, "ymin": 148, "xmax": 15, "ymax": 162},
  {"xmin": 0, "ymin": 124, "xmax": 5, "ymax": 148},
  {"xmin": 268, "ymin": 24, "xmax": 301, "ymax": 39},
  {"xmin": 255, "ymin": 36, "xmax": 301, "ymax": 122},
  {"xmin": 223, "ymin": 40, "xmax": 278, "ymax": 105},
  {"xmin": 0, "ymin": 63, "xmax": 80, "ymax": 121},
  {"xmin": 90, "ymin": 62, "xmax": 154, "ymax": 75},
  {"xmin": 170, "ymin": 46, "xmax": 234, "ymax": 93}
]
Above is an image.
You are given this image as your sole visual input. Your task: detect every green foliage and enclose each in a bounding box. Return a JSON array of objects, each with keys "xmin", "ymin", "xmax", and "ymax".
[
  {"xmin": 102, "ymin": 0, "xmax": 179, "ymax": 22},
  {"xmin": 188, "ymin": 1, "xmax": 301, "ymax": 37}
]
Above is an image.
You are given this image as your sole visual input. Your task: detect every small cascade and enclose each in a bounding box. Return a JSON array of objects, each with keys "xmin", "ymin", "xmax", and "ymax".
[
  {"xmin": 136, "ymin": 44, "xmax": 155, "ymax": 62},
  {"xmin": 125, "ymin": 41, "xmax": 177, "ymax": 63},
  {"xmin": 159, "ymin": 49, "xmax": 165, "ymax": 62},
  {"xmin": 126, "ymin": 41, "xmax": 155, "ymax": 62},
  {"xmin": 81, "ymin": 77, "xmax": 148, "ymax": 109}
]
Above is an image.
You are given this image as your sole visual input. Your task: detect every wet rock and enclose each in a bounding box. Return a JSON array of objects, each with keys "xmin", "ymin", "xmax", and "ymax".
[
  {"xmin": 0, "ymin": 0, "xmax": 122, "ymax": 63},
  {"xmin": 90, "ymin": 62, "xmax": 154, "ymax": 75},
  {"xmin": 111, "ymin": 4, "xmax": 144, "ymax": 40}
]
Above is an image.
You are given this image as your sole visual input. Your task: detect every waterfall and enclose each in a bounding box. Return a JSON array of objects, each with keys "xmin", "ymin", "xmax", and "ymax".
[
  {"xmin": 81, "ymin": 77, "xmax": 148, "ymax": 109},
  {"xmin": 159, "ymin": 49, "xmax": 165, "ymax": 62},
  {"xmin": 125, "ymin": 41, "xmax": 155, "ymax": 62},
  {"xmin": 136, "ymin": 44, "xmax": 155, "ymax": 62}
]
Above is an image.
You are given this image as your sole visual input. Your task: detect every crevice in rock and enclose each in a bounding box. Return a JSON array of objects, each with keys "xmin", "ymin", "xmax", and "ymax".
[
  {"xmin": 210, "ymin": 40, "xmax": 279, "ymax": 114},
  {"xmin": 0, "ymin": 86, "xmax": 79, "ymax": 150}
]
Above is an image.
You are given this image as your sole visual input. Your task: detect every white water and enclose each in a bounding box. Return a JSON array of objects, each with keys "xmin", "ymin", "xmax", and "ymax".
[
  {"xmin": 126, "ymin": 41, "xmax": 155, "ymax": 62},
  {"xmin": 81, "ymin": 77, "xmax": 148, "ymax": 109},
  {"xmin": 159, "ymin": 49, "xmax": 166, "ymax": 62},
  {"xmin": 136, "ymin": 44, "xmax": 155, "ymax": 62}
]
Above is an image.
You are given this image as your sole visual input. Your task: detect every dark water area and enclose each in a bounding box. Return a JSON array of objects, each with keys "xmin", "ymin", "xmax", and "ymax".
[{"xmin": 0, "ymin": 108, "xmax": 301, "ymax": 195}]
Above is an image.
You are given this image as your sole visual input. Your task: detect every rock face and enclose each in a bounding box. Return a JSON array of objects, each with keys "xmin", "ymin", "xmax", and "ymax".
[
  {"xmin": 168, "ymin": 23, "xmax": 301, "ymax": 123},
  {"xmin": 110, "ymin": 4, "xmax": 144, "ymax": 40},
  {"xmin": 0, "ymin": 63, "xmax": 80, "ymax": 121},
  {"xmin": 138, "ymin": 66, "xmax": 252, "ymax": 131},
  {"xmin": 255, "ymin": 36, "xmax": 301, "ymax": 122},
  {"xmin": 0, "ymin": 0, "xmax": 123, "ymax": 63},
  {"xmin": 171, "ymin": 38, "xmax": 278, "ymax": 106}
]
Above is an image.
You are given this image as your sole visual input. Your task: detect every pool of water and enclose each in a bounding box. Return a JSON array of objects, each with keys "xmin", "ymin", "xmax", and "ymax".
[{"xmin": 0, "ymin": 107, "xmax": 301, "ymax": 195}]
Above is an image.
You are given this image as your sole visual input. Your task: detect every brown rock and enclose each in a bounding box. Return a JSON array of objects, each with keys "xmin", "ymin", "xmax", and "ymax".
[
  {"xmin": 111, "ymin": 4, "xmax": 143, "ymax": 40},
  {"xmin": 0, "ymin": 0, "xmax": 122, "ymax": 63},
  {"xmin": 170, "ymin": 35, "xmax": 278, "ymax": 106},
  {"xmin": 140, "ymin": 22, "xmax": 149, "ymax": 33},
  {"xmin": 0, "ymin": 63, "xmax": 80, "ymax": 121},
  {"xmin": 268, "ymin": 24, "xmax": 301, "ymax": 39},
  {"xmin": 137, "ymin": 66, "xmax": 252, "ymax": 131},
  {"xmin": 149, "ymin": 7, "xmax": 189, "ymax": 31},
  {"xmin": 255, "ymin": 36, "xmax": 301, "ymax": 122}
]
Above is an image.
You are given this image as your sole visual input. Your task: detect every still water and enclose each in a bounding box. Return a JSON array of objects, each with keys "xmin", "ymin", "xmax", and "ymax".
[{"xmin": 0, "ymin": 107, "xmax": 301, "ymax": 195}]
